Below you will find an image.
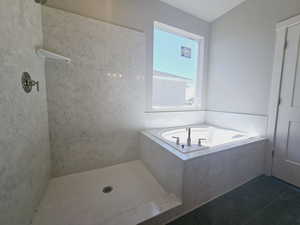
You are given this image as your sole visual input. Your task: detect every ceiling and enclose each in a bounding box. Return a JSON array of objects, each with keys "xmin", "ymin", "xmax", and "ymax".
[{"xmin": 160, "ymin": 0, "xmax": 247, "ymax": 22}]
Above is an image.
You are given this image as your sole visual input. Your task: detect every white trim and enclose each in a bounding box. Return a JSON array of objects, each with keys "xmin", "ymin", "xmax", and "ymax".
[
  {"xmin": 277, "ymin": 14, "xmax": 300, "ymax": 30},
  {"xmin": 267, "ymin": 14, "xmax": 300, "ymax": 175},
  {"xmin": 196, "ymin": 35, "xmax": 206, "ymax": 109},
  {"xmin": 207, "ymin": 110, "xmax": 268, "ymax": 117},
  {"xmin": 154, "ymin": 21, "xmax": 203, "ymax": 41},
  {"xmin": 147, "ymin": 21, "xmax": 205, "ymax": 112},
  {"xmin": 145, "ymin": 108, "xmax": 204, "ymax": 113}
]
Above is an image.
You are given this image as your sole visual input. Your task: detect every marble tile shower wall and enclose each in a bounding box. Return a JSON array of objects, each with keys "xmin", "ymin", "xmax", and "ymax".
[
  {"xmin": 0, "ymin": 1, "xmax": 51, "ymax": 225},
  {"xmin": 42, "ymin": 7, "xmax": 146, "ymax": 177}
]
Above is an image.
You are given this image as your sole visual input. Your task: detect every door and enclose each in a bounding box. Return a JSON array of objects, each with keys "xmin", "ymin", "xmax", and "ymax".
[{"xmin": 273, "ymin": 23, "xmax": 300, "ymax": 187}]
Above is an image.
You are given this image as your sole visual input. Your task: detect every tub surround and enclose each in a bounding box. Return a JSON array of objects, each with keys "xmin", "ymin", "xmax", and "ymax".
[
  {"xmin": 140, "ymin": 125, "xmax": 266, "ymax": 221},
  {"xmin": 205, "ymin": 111, "xmax": 268, "ymax": 136},
  {"xmin": 144, "ymin": 111, "xmax": 205, "ymax": 129},
  {"xmin": 182, "ymin": 140, "xmax": 265, "ymax": 211},
  {"xmin": 140, "ymin": 134, "xmax": 185, "ymax": 200},
  {"xmin": 0, "ymin": 1, "xmax": 51, "ymax": 225},
  {"xmin": 204, "ymin": 110, "xmax": 270, "ymax": 174}
]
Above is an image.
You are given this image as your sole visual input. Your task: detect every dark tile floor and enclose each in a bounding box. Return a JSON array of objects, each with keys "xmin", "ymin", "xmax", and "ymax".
[{"xmin": 168, "ymin": 176, "xmax": 300, "ymax": 225}]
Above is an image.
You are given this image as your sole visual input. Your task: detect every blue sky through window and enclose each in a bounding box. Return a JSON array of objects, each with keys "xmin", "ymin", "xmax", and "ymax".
[{"xmin": 153, "ymin": 28, "xmax": 199, "ymax": 80}]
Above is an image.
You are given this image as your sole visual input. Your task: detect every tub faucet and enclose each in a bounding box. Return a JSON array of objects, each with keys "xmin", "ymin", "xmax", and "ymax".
[
  {"xmin": 172, "ymin": 136, "xmax": 180, "ymax": 145},
  {"xmin": 186, "ymin": 128, "xmax": 192, "ymax": 146},
  {"xmin": 198, "ymin": 138, "xmax": 207, "ymax": 147}
]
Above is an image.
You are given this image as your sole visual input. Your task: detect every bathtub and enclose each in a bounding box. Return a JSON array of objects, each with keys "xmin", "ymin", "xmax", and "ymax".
[
  {"xmin": 147, "ymin": 125, "xmax": 261, "ymax": 154},
  {"xmin": 140, "ymin": 124, "xmax": 266, "ymax": 222}
]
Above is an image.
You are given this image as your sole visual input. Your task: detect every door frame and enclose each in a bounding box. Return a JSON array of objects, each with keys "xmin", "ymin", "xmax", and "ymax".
[{"xmin": 267, "ymin": 14, "xmax": 300, "ymax": 175}]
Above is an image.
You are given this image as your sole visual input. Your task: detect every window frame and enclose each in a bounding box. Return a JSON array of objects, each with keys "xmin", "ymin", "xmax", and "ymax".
[{"xmin": 146, "ymin": 21, "xmax": 205, "ymax": 112}]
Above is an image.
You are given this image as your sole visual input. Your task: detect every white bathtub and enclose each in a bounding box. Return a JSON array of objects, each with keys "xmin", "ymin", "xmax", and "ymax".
[
  {"xmin": 140, "ymin": 124, "xmax": 266, "ymax": 220},
  {"xmin": 148, "ymin": 125, "xmax": 260, "ymax": 154}
]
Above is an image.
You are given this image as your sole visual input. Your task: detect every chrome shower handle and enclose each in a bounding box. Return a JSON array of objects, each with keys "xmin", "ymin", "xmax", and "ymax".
[
  {"xmin": 31, "ymin": 80, "xmax": 39, "ymax": 92},
  {"xmin": 26, "ymin": 79, "xmax": 39, "ymax": 92}
]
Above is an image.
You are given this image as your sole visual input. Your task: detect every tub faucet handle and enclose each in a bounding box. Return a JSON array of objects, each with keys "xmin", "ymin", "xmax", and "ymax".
[
  {"xmin": 198, "ymin": 138, "xmax": 207, "ymax": 147},
  {"xmin": 172, "ymin": 136, "xmax": 180, "ymax": 145}
]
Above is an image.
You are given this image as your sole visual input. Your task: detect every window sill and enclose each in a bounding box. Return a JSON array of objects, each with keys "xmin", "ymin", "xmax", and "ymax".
[{"xmin": 144, "ymin": 107, "xmax": 204, "ymax": 113}]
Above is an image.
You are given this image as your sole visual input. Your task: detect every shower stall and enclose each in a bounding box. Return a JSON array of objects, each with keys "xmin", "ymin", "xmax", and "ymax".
[{"xmin": 0, "ymin": 1, "xmax": 181, "ymax": 225}]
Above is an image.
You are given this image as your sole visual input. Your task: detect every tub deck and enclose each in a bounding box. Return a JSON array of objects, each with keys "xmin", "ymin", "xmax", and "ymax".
[{"xmin": 143, "ymin": 124, "xmax": 266, "ymax": 161}]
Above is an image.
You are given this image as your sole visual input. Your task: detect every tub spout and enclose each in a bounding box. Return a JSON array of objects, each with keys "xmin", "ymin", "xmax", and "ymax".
[{"xmin": 186, "ymin": 128, "xmax": 192, "ymax": 146}]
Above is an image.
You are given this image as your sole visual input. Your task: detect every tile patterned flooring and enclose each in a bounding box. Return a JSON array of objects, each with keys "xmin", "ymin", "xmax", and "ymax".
[{"xmin": 168, "ymin": 176, "xmax": 300, "ymax": 225}]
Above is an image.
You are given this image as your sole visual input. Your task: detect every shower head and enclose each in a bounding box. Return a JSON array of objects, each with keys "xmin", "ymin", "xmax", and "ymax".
[{"xmin": 35, "ymin": 0, "xmax": 47, "ymax": 5}]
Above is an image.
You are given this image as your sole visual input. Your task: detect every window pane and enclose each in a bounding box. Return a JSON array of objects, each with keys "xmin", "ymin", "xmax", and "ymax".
[{"xmin": 153, "ymin": 27, "xmax": 199, "ymax": 108}]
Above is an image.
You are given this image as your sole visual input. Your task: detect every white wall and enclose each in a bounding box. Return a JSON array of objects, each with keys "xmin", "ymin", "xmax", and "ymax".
[{"xmin": 207, "ymin": 0, "xmax": 300, "ymax": 115}]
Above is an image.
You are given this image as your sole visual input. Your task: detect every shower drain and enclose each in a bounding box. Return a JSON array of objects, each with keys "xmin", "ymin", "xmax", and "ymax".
[{"xmin": 102, "ymin": 186, "xmax": 113, "ymax": 194}]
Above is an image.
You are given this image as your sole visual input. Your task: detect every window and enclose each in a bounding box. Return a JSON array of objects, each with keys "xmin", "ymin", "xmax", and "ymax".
[{"xmin": 151, "ymin": 22, "xmax": 204, "ymax": 111}]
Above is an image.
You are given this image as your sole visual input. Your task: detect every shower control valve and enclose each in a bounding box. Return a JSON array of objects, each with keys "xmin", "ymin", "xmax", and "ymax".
[{"xmin": 22, "ymin": 72, "xmax": 39, "ymax": 93}]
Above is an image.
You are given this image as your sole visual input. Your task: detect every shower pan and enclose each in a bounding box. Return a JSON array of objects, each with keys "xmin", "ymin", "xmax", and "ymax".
[
  {"xmin": 29, "ymin": 6, "xmax": 181, "ymax": 225},
  {"xmin": 32, "ymin": 161, "xmax": 181, "ymax": 225}
]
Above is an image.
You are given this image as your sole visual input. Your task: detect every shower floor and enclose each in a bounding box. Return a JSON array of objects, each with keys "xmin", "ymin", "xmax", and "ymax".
[{"xmin": 32, "ymin": 160, "xmax": 181, "ymax": 225}]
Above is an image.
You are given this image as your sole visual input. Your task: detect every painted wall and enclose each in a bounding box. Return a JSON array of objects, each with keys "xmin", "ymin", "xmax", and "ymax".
[
  {"xmin": 0, "ymin": 1, "xmax": 51, "ymax": 225},
  {"xmin": 207, "ymin": 0, "xmax": 300, "ymax": 115},
  {"xmin": 45, "ymin": 0, "xmax": 210, "ymax": 110}
]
